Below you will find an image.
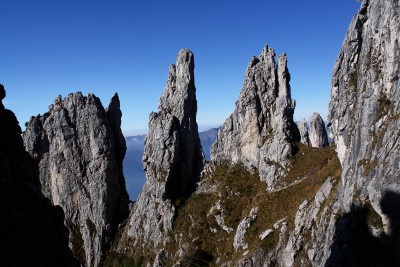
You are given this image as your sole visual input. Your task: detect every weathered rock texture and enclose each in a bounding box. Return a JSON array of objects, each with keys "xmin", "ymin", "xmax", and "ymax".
[
  {"xmin": 23, "ymin": 92, "xmax": 129, "ymax": 266},
  {"xmin": 323, "ymin": 0, "xmax": 400, "ymax": 265},
  {"xmin": 211, "ymin": 45, "xmax": 298, "ymax": 188},
  {"xmin": 309, "ymin": 112, "xmax": 329, "ymax": 148},
  {"xmin": 123, "ymin": 49, "xmax": 205, "ymax": 250},
  {"xmin": 0, "ymin": 84, "xmax": 78, "ymax": 267},
  {"xmin": 296, "ymin": 120, "xmax": 310, "ymax": 146}
]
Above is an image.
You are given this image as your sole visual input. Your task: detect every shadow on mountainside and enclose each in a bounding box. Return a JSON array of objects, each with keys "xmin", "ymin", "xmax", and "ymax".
[{"xmin": 326, "ymin": 191, "xmax": 400, "ymax": 267}]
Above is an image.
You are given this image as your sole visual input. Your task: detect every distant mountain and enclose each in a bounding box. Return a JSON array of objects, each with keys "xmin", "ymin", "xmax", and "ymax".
[
  {"xmin": 199, "ymin": 127, "xmax": 220, "ymax": 160},
  {"xmin": 123, "ymin": 135, "xmax": 146, "ymax": 201},
  {"xmin": 123, "ymin": 129, "xmax": 219, "ymax": 200}
]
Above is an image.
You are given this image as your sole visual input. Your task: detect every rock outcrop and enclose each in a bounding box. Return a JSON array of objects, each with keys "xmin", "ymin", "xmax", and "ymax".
[
  {"xmin": 296, "ymin": 120, "xmax": 310, "ymax": 146},
  {"xmin": 322, "ymin": 0, "xmax": 400, "ymax": 264},
  {"xmin": 23, "ymin": 92, "xmax": 129, "ymax": 266},
  {"xmin": 309, "ymin": 112, "xmax": 329, "ymax": 148},
  {"xmin": 122, "ymin": 49, "xmax": 205, "ymax": 250},
  {"xmin": 211, "ymin": 45, "xmax": 298, "ymax": 188},
  {"xmin": 0, "ymin": 84, "xmax": 78, "ymax": 267}
]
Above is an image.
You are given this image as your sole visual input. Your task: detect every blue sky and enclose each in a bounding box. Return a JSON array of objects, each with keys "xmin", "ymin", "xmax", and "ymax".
[{"xmin": 1, "ymin": 0, "xmax": 360, "ymax": 135}]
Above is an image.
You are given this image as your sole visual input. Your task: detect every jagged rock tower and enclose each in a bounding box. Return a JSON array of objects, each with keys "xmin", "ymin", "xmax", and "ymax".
[
  {"xmin": 309, "ymin": 112, "xmax": 329, "ymax": 148},
  {"xmin": 0, "ymin": 85, "xmax": 78, "ymax": 267},
  {"xmin": 23, "ymin": 92, "xmax": 129, "ymax": 266},
  {"xmin": 211, "ymin": 45, "xmax": 298, "ymax": 188},
  {"xmin": 124, "ymin": 48, "xmax": 205, "ymax": 249}
]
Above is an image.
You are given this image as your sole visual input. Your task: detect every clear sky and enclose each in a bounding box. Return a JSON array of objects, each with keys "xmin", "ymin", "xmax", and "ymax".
[{"xmin": 1, "ymin": 0, "xmax": 361, "ymax": 136}]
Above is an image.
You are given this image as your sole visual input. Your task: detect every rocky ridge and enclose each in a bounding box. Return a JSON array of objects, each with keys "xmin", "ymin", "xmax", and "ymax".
[
  {"xmin": 119, "ymin": 49, "xmax": 205, "ymax": 253},
  {"xmin": 8, "ymin": 0, "xmax": 400, "ymax": 265},
  {"xmin": 23, "ymin": 92, "xmax": 129, "ymax": 266},
  {"xmin": 211, "ymin": 45, "xmax": 298, "ymax": 189},
  {"xmin": 0, "ymin": 85, "xmax": 78, "ymax": 267}
]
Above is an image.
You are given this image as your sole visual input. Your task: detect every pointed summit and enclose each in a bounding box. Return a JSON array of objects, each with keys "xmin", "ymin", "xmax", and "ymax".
[
  {"xmin": 124, "ymin": 48, "xmax": 204, "ymax": 249},
  {"xmin": 23, "ymin": 92, "xmax": 129, "ymax": 266},
  {"xmin": 211, "ymin": 44, "xmax": 297, "ymax": 188},
  {"xmin": 159, "ymin": 48, "xmax": 196, "ymax": 122}
]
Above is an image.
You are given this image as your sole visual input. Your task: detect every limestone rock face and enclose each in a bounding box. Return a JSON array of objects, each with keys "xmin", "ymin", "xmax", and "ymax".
[
  {"xmin": 23, "ymin": 92, "xmax": 129, "ymax": 267},
  {"xmin": 309, "ymin": 112, "xmax": 329, "ymax": 148},
  {"xmin": 0, "ymin": 85, "xmax": 78, "ymax": 267},
  {"xmin": 211, "ymin": 45, "xmax": 298, "ymax": 187},
  {"xmin": 328, "ymin": 0, "xmax": 400, "ymax": 224},
  {"xmin": 296, "ymin": 120, "xmax": 310, "ymax": 146},
  {"xmin": 321, "ymin": 0, "xmax": 400, "ymax": 264},
  {"xmin": 124, "ymin": 49, "xmax": 205, "ymax": 249}
]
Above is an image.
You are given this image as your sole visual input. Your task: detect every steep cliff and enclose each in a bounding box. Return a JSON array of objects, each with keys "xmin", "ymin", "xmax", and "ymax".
[
  {"xmin": 23, "ymin": 92, "xmax": 129, "ymax": 266},
  {"xmin": 234, "ymin": 1, "xmax": 400, "ymax": 265},
  {"xmin": 211, "ymin": 45, "xmax": 299, "ymax": 188},
  {"xmin": 0, "ymin": 85, "xmax": 78, "ymax": 267},
  {"xmin": 113, "ymin": 49, "xmax": 204, "ymax": 260},
  {"xmin": 324, "ymin": 0, "xmax": 400, "ymax": 265}
]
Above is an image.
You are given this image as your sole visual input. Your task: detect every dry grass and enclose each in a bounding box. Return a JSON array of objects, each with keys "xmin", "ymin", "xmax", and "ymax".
[{"xmin": 163, "ymin": 143, "xmax": 341, "ymax": 266}]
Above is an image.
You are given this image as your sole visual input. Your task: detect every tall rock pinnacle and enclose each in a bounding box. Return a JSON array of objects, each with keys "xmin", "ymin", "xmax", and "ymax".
[
  {"xmin": 124, "ymin": 49, "xmax": 205, "ymax": 249},
  {"xmin": 309, "ymin": 112, "xmax": 329, "ymax": 148},
  {"xmin": 23, "ymin": 92, "xmax": 129, "ymax": 267},
  {"xmin": 211, "ymin": 45, "xmax": 298, "ymax": 188}
]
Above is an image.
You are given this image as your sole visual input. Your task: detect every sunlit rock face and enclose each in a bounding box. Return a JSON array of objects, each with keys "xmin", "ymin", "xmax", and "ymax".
[
  {"xmin": 124, "ymin": 48, "xmax": 205, "ymax": 249},
  {"xmin": 309, "ymin": 112, "xmax": 329, "ymax": 148},
  {"xmin": 211, "ymin": 44, "xmax": 299, "ymax": 189},
  {"xmin": 23, "ymin": 92, "xmax": 129, "ymax": 266},
  {"xmin": 321, "ymin": 0, "xmax": 400, "ymax": 265}
]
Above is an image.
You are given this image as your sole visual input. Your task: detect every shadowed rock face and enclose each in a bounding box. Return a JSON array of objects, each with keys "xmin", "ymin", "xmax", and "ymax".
[
  {"xmin": 211, "ymin": 45, "xmax": 298, "ymax": 188},
  {"xmin": 124, "ymin": 49, "xmax": 205, "ymax": 249},
  {"xmin": 309, "ymin": 112, "xmax": 329, "ymax": 148},
  {"xmin": 23, "ymin": 92, "xmax": 129, "ymax": 267},
  {"xmin": 0, "ymin": 84, "xmax": 78, "ymax": 267}
]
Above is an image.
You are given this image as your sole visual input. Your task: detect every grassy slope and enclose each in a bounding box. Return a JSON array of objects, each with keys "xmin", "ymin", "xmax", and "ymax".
[
  {"xmin": 104, "ymin": 143, "xmax": 341, "ymax": 266},
  {"xmin": 165, "ymin": 143, "xmax": 341, "ymax": 266}
]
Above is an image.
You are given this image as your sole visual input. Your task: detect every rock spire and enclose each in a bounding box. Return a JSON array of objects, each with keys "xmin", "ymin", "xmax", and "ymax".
[
  {"xmin": 309, "ymin": 112, "xmax": 329, "ymax": 148},
  {"xmin": 123, "ymin": 48, "xmax": 205, "ymax": 248},
  {"xmin": 23, "ymin": 92, "xmax": 129, "ymax": 266},
  {"xmin": 211, "ymin": 45, "xmax": 298, "ymax": 188}
]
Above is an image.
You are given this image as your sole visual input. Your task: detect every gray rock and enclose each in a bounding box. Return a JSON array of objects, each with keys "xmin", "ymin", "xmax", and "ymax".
[
  {"xmin": 211, "ymin": 45, "xmax": 298, "ymax": 188},
  {"xmin": 309, "ymin": 112, "xmax": 328, "ymax": 148},
  {"xmin": 233, "ymin": 207, "xmax": 258, "ymax": 251},
  {"xmin": 23, "ymin": 92, "xmax": 129, "ymax": 267},
  {"xmin": 297, "ymin": 120, "xmax": 310, "ymax": 146},
  {"xmin": 123, "ymin": 49, "xmax": 205, "ymax": 251},
  {"xmin": 322, "ymin": 0, "xmax": 400, "ymax": 265}
]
